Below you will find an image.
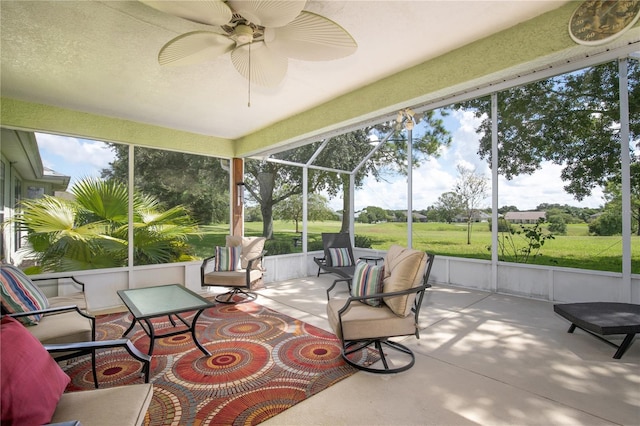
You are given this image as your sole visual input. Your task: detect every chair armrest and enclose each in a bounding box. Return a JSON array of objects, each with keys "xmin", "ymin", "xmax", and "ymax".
[
  {"xmin": 245, "ymin": 250, "xmax": 267, "ymax": 270},
  {"xmin": 32, "ymin": 275, "xmax": 86, "ymax": 292},
  {"xmin": 45, "ymin": 339, "xmax": 151, "ymax": 383},
  {"xmin": 335, "ymin": 282, "xmax": 432, "ymax": 317},
  {"xmin": 200, "ymin": 254, "xmax": 217, "ymax": 284},
  {"xmin": 326, "ymin": 278, "xmax": 352, "ymax": 300}
]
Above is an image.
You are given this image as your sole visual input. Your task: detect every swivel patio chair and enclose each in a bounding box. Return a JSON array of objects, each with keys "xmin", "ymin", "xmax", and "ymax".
[
  {"xmin": 201, "ymin": 236, "xmax": 266, "ymax": 303},
  {"xmin": 314, "ymin": 232, "xmax": 357, "ymax": 279},
  {"xmin": 326, "ymin": 246, "xmax": 434, "ymax": 373},
  {"xmin": 0, "ymin": 264, "xmax": 98, "ymax": 387}
]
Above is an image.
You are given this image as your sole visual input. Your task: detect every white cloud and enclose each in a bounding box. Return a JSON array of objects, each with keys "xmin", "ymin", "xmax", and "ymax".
[{"xmin": 35, "ymin": 133, "xmax": 115, "ymax": 185}]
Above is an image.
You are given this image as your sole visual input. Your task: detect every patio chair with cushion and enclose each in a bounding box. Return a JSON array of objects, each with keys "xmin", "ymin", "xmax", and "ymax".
[
  {"xmin": 1, "ymin": 315, "xmax": 153, "ymax": 426},
  {"xmin": 0, "ymin": 264, "xmax": 97, "ymax": 387},
  {"xmin": 201, "ymin": 235, "xmax": 266, "ymax": 303},
  {"xmin": 326, "ymin": 245, "xmax": 434, "ymax": 373},
  {"xmin": 314, "ymin": 232, "xmax": 357, "ymax": 279}
]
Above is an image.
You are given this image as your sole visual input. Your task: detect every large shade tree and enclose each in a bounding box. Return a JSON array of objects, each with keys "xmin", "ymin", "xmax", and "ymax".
[
  {"xmin": 459, "ymin": 59, "xmax": 639, "ymax": 202},
  {"xmin": 102, "ymin": 145, "xmax": 229, "ymax": 225},
  {"xmin": 245, "ymin": 113, "xmax": 451, "ymax": 238},
  {"xmin": 8, "ymin": 178, "xmax": 198, "ymax": 272}
]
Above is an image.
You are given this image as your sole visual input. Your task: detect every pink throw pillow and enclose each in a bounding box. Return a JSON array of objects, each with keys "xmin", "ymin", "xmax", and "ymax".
[{"xmin": 1, "ymin": 316, "xmax": 70, "ymax": 425}]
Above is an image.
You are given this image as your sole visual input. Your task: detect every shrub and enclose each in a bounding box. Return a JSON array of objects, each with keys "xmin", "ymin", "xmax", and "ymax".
[
  {"xmin": 488, "ymin": 218, "xmax": 512, "ymax": 232},
  {"xmin": 588, "ymin": 212, "xmax": 622, "ymax": 236},
  {"xmin": 264, "ymin": 239, "xmax": 293, "ymax": 255},
  {"xmin": 547, "ymin": 215, "xmax": 567, "ymax": 234},
  {"xmin": 354, "ymin": 234, "xmax": 373, "ymax": 249}
]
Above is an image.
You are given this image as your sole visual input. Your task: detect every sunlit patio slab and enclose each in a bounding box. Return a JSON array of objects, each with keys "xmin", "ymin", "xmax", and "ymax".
[{"xmin": 221, "ymin": 275, "xmax": 640, "ymax": 426}]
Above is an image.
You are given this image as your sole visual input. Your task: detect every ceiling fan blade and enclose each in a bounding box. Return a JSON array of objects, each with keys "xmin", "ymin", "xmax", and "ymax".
[
  {"xmin": 227, "ymin": 0, "xmax": 305, "ymax": 27},
  {"xmin": 140, "ymin": 0, "xmax": 232, "ymax": 26},
  {"xmin": 159, "ymin": 31, "xmax": 235, "ymax": 66},
  {"xmin": 231, "ymin": 42, "xmax": 288, "ymax": 87},
  {"xmin": 264, "ymin": 11, "xmax": 357, "ymax": 61}
]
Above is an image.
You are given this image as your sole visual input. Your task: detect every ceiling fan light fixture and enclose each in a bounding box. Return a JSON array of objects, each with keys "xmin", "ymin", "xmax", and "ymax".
[{"xmin": 235, "ymin": 24, "xmax": 254, "ymax": 45}]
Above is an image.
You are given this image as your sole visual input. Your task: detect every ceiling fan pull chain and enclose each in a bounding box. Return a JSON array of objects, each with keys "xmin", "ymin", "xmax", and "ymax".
[{"xmin": 247, "ymin": 42, "xmax": 252, "ymax": 108}]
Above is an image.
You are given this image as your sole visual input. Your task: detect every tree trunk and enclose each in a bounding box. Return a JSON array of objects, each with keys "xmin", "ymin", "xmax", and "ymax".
[
  {"xmin": 257, "ymin": 171, "xmax": 276, "ymax": 239},
  {"xmin": 340, "ymin": 175, "xmax": 350, "ymax": 233},
  {"xmin": 467, "ymin": 220, "xmax": 472, "ymax": 244},
  {"xmin": 261, "ymin": 203, "xmax": 274, "ymax": 239}
]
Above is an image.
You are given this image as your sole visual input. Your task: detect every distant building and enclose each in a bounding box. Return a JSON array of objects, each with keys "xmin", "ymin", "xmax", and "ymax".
[{"xmin": 504, "ymin": 211, "xmax": 546, "ymax": 224}]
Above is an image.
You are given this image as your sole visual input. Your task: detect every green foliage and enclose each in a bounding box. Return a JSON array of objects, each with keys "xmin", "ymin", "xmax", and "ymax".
[
  {"xmin": 356, "ymin": 206, "xmax": 390, "ymax": 223},
  {"xmin": 547, "ymin": 215, "xmax": 567, "ymax": 234},
  {"xmin": 273, "ymin": 193, "xmax": 335, "ymax": 232},
  {"xmin": 458, "ymin": 61, "xmax": 640, "ymax": 201},
  {"xmin": 354, "ymin": 234, "xmax": 373, "ymax": 249},
  {"xmin": 492, "ymin": 218, "xmax": 555, "ymax": 264},
  {"xmin": 9, "ymin": 177, "xmax": 198, "ymax": 272},
  {"xmin": 488, "ymin": 218, "xmax": 512, "ymax": 233},
  {"xmin": 588, "ymin": 212, "xmax": 622, "ymax": 236},
  {"xmin": 264, "ymin": 239, "xmax": 293, "ymax": 255},
  {"xmin": 102, "ymin": 145, "xmax": 229, "ymax": 225}
]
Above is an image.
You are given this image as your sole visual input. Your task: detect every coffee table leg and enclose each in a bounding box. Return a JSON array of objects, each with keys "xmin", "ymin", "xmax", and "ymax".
[
  {"xmin": 143, "ymin": 318, "xmax": 156, "ymax": 356},
  {"xmin": 122, "ymin": 318, "xmax": 136, "ymax": 337},
  {"xmin": 191, "ymin": 309, "xmax": 211, "ymax": 356}
]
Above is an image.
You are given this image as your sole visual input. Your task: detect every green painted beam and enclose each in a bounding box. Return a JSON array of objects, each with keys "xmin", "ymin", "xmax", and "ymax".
[{"xmin": 0, "ymin": 98, "xmax": 234, "ymax": 158}]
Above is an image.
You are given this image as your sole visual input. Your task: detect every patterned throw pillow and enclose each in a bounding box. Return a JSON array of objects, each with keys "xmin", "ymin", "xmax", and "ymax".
[
  {"xmin": 0, "ymin": 265, "xmax": 50, "ymax": 325},
  {"xmin": 350, "ymin": 261, "xmax": 385, "ymax": 307},
  {"xmin": 328, "ymin": 247, "xmax": 353, "ymax": 267},
  {"xmin": 214, "ymin": 246, "xmax": 242, "ymax": 272}
]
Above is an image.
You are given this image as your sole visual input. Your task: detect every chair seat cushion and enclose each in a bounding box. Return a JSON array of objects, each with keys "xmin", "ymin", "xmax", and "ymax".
[
  {"xmin": 327, "ymin": 298, "xmax": 416, "ymax": 341},
  {"xmin": 51, "ymin": 384, "xmax": 153, "ymax": 426},
  {"xmin": 47, "ymin": 292, "xmax": 87, "ymax": 311},
  {"xmin": 27, "ymin": 311, "xmax": 93, "ymax": 345},
  {"xmin": 1, "ymin": 316, "xmax": 70, "ymax": 425},
  {"xmin": 203, "ymin": 269, "xmax": 263, "ymax": 288}
]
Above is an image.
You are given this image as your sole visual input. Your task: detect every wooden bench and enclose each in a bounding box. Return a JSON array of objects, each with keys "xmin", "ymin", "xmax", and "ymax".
[{"xmin": 553, "ymin": 302, "xmax": 640, "ymax": 359}]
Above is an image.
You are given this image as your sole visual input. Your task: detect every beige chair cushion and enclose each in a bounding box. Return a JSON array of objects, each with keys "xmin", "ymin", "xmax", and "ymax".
[
  {"xmin": 47, "ymin": 292, "xmax": 87, "ymax": 311},
  {"xmin": 202, "ymin": 269, "xmax": 263, "ymax": 287},
  {"xmin": 382, "ymin": 245, "xmax": 427, "ymax": 317},
  {"xmin": 226, "ymin": 236, "xmax": 266, "ymax": 270},
  {"xmin": 51, "ymin": 384, "xmax": 153, "ymax": 426},
  {"xmin": 27, "ymin": 311, "xmax": 92, "ymax": 345},
  {"xmin": 327, "ymin": 298, "xmax": 416, "ymax": 341}
]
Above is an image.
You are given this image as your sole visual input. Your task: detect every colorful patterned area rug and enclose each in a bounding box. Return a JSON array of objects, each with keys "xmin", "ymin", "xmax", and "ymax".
[{"xmin": 60, "ymin": 301, "xmax": 372, "ymax": 425}]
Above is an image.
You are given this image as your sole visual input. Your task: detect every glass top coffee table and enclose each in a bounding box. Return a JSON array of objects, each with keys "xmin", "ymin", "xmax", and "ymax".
[{"xmin": 117, "ymin": 284, "xmax": 214, "ymax": 357}]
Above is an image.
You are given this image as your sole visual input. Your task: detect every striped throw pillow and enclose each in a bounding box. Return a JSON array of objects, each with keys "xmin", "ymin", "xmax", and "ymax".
[
  {"xmin": 0, "ymin": 265, "xmax": 50, "ymax": 325},
  {"xmin": 350, "ymin": 261, "xmax": 384, "ymax": 307},
  {"xmin": 214, "ymin": 246, "xmax": 242, "ymax": 272},
  {"xmin": 328, "ymin": 247, "xmax": 353, "ymax": 267}
]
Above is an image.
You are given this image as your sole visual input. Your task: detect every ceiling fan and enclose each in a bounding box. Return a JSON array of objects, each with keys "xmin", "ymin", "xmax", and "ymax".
[{"xmin": 140, "ymin": 0, "xmax": 358, "ymax": 87}]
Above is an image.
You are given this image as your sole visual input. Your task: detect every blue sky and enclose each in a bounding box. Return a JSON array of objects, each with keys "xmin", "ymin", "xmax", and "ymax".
[{"xmin": 36, "ymin": 112, "xmax": 606, "ymax": 212}]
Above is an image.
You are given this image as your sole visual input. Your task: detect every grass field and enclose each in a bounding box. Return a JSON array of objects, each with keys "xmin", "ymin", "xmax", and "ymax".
[{"xmin": 188, "ymin": 221, "xmax": 639, "ymax": 274}]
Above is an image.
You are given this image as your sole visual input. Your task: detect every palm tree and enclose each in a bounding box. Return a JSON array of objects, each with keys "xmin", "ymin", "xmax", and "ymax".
[{"xmin": 9, "ymin": 178, "xmax": 199, "ymax": 272}]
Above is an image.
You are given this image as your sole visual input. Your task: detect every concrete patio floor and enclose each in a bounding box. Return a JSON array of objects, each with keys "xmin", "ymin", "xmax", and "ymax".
[{"xmin": 209, "ymin": 274, "xmax": 640, "ymax": 426}]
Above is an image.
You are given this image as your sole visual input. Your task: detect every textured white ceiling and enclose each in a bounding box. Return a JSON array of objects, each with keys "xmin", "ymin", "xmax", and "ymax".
[{"xmin": 1, "ymin": 1, "xmax": 567, "ymax": 140}]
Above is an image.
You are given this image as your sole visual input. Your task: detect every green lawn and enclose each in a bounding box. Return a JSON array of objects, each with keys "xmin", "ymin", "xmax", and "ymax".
[{"xmin": 188, "ymin": 221, "xmax": 639, "ymax": 274}]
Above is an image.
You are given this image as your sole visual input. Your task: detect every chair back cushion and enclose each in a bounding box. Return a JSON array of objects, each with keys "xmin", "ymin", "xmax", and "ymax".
[
  {"xmin": 382, "ymin": 245, "xmax": 427, "ymax": 317},
  {"xmin": 350, "ymin": 261, "xmax": 384, "ymax": 307},
  {"xmin": 226, "ymin": 236, "xmax": 266, "ymax": 270},
  {"xmin": 1, "ymin": 316, "xmax": 70, "ymax": 425},
  {"xmin": 328, "ymin": 247, "xmax": 353, "ymax": 267},
  {"xmin": 214, "ymin": 246, "xmax": 241, "ymax": 271},
  {"xmin": 1, "ymin": 264, "xmax": 50, "ymax": 325}
]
